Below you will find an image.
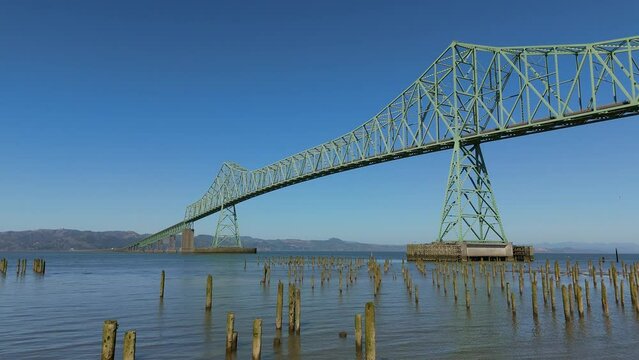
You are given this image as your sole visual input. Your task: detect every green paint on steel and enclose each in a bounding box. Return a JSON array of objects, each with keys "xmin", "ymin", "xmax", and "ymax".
[
  {"xmin": 213, "ymin": 204, "xmax": 241, "ymax": 248},
  {"xmin": 437, "ymin": 143, "xmax": 506, "ymax": 243},
  {"xmin": 128, "ymin": 36, "xmax": 639, "ymax": 250}
]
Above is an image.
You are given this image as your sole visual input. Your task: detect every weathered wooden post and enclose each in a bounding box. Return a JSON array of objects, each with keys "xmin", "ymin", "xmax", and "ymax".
[
  {"xmin": 355, "ymin": 313, "xmax": 362, "ymax": 352},
  {"xmin": 532, "ymin": 279, "xmax": 538, "ymax": 319},
  {"xmin": 585, "ymin": 279, "xmax": 591, "ymax": 308},
  {"xmin": 252, "ymin": 318, "xmax": 262, "ymax": 360},
  {"xmin": 511, "ymin": 291, "xmax": 516, "ymax": 315},
  {"xmin": 288, "ymin": 283, "xmax": 296, "ymax": 332},
  {"xmin": 205, "ymin": 274, "xmax": 213, "ymax": 311},
  {"xmin": 276, "ymin": 281, "xmax": 283, "ymax": 330},
  {"xmin": 465, "ymin": 288, "xmax": 471, "ymax": 310},
  {"xmin": 415, "ymin": 285, "xmax": 419, "ymax": 304},
  {"xmin": 123, "ymin": 330, "xmax": 136, "ymax": 360},
  {"xmin": 568, "ymin": 284, "xmax": 574, "ymax": 314},
  {"xmin": 101, "ymin": 320, "xmax": 118, "ymax": 360},
  {"xmin": 160, "ymin": 270, "xmax": 165, "ymax": 299},
  {"xmin": 226, "ymin": 312, "xmax": 235, "ymax": 353},
  {"xmin": 576, "ymin": 285, "xmax": 584, "ymax": 318},
  {"xmin": 561, "ymin": 285, "xmax": 571, "ymax": 322},
  {"xmin": 540, "ymin": 272, "xmax": 546, "ymax": 305},
  {"xmin": 365, "ymin": 302, "xmax": 375, "ymax": 360},
  {"xmin": 601, "ymin": 280, "xmax": 609, "ymax": 316},
  {"xmin": 295, "ymin": 288, "xmax": 301, "ymax": 333},
  {"xmin": 549, "ymin": 279, "xmax": 556, "ymax": 312},
  {"xmin": 620, "ymin": 280, "xmax": 625, "ymax": 307}
]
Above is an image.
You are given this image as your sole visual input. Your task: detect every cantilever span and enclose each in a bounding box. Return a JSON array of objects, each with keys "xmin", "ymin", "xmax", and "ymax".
[{"xmin": 128, "ymin": 36, "xmax": 639, "ymax": 251}]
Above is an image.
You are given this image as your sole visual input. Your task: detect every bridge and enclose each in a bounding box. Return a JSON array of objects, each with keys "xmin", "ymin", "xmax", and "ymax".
[{"xmin": 127, "ymin": 36, "xmax": 639, "ymax": 252}]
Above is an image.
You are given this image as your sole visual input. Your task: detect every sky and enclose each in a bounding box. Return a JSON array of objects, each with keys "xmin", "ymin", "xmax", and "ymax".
[{"xmin": 1, "ymin": 0, "xmax": 638, "ymax": 245}]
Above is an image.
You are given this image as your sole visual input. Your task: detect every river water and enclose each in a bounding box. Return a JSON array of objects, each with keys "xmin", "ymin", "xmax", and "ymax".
[{"xmin": 0, "ymin": 251, "xmax": 638, "ymax": 359}]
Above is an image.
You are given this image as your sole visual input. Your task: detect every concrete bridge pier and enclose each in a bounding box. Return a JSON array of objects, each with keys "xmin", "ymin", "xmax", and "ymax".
[{"xmin": 181, "ymin": 229, "xmax": 195, "ymax": 253}]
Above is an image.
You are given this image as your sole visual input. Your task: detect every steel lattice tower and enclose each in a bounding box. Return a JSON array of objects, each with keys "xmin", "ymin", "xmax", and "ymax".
[
  {"xmin": 213, "ymin": 204, "xmax": 241, "ymax": 247},
  {"xmin": 437, "ymin": 142, "xmax": 507, "ymax": 243}
]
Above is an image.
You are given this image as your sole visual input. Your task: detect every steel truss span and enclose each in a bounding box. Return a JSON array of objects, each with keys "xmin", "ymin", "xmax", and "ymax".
[{"xmin": 129, "ymin": 36, "xmax": 639, "ymax": 250}]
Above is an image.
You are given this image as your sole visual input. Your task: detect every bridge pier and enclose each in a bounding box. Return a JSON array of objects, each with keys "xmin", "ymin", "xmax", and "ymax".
[
  {"xmin": 438, "ymin": 142, "xmax": 506, "ymax": 243},
  {"xmin": 213, "ymin": 204, "xmax": 242, "ymax": 248},
  {"xmin": 407, "ymin": 140, "xmax": 533, "ymax": 262},
  {"xmin": 181, "ymin": 228, "xmax": 195, "ymax": 253}
]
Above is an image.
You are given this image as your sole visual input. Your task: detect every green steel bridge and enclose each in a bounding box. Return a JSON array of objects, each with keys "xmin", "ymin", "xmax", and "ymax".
[{"xmin": 127, "ymin": 36, "xmax": 639, "ymax": 251}]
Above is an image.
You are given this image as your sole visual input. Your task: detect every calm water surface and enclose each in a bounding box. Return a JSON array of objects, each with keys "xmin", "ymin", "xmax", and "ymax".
[{"xmin": 1, "ymin": 251, "xmax": 638, "ymax": 359}]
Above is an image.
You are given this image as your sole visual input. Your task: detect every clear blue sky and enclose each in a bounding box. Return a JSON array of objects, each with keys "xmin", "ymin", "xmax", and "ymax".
[{"xmin": 1, "ymin": 0, "xmax": 638, "ymax": 245}]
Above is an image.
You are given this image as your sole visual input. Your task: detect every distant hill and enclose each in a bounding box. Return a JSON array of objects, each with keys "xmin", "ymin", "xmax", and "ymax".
[
  {"xmin": 0, "ymin": 229, "xmax": 405, "ymax": 252},
  {"xmin": 0, "ymin": 229, "xmax": 145, "ymax": 251},
  {"xmin": 534, "ymin": 241, "xmax": 639, "ymax": 254}
]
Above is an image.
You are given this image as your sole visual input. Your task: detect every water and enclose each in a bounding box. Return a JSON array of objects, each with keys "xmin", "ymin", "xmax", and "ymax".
[{"xmin": 1, "ymin": 251, "xmax": 638, "ymax": 359}]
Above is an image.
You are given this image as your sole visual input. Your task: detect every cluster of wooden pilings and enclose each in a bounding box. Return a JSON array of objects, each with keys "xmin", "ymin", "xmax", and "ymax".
[
  {"xmin": 0, "ymin": 258, "xmax": 8, "ymax": 275},
  {"xmin": 404, "ymin": 257, "xmax": 639, "ymax": 326},
  {"xmin": 100, "ymin": 320, "xmax": 136, "ymax": 360},
  {"xmin": 15, "ymin": 258, "xmax": 27, "ymax": 275},
  {"xmin": 11, "ymin": 258, "xmax": 47, "ymax": 276},
  {"xmin": 0, "ymin": 258, "xmax": 46, "ymax": 277},
  {"xmin": 113, "ymin": 256, "xmax": 376, "ymax": 359},
  {"xmin": 97, "ymin": 254, "xmax": 639, "ymax": 359},
  {"xmin": 32, "ymin": 258, "xmax": 46, "ymax": 274}
]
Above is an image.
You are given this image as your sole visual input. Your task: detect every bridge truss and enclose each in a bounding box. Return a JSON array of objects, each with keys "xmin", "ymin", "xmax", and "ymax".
[{"xmin": 128, "ymin": 36, "xmax": 639, "ymax": 250}]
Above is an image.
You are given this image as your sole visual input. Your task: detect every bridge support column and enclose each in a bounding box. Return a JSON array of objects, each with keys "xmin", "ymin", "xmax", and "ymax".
[
  {"xmin": 181, "ymin": 228, "xmax": 195, "ymax": 252},
  {"xmin": 213, "ymin": 204, "xmax": 241, "ymax": 248},
  {"xmin": 437, "ymin": 141, "xmax": 507, "ymax": 243},
  {"xmin": 168, "ymin": 235, "xmax": 176, "ymax": 252}
]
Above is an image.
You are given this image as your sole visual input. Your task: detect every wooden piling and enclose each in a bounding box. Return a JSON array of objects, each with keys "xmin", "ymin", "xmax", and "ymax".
[
  {"xmin": 550, "ymin": 279, "xmax": 556, "ymax": 311},
  {"xmin": 123, "ymin": 330, "xmax": 136, "ymax": 360},
  {"xmin": 365, "ymin": 302, "xmax": 375, "ymax": 360},
  {"xmin": 160, "ymin": 270, "xmax": 165, "ymax": 299},
  {"xmin": 101, "ymin": 320, "xmax": 118, "ymax": 360},
  {"xmin": 276, "ymin": 281, "xmax": 283, "ymax": 330},
  {"xmin": 226, "ymin": 312, "xmax": 235, "ymax": 352},
  {"xmin": 465, "ymin": 288, "xmax": 471, "ymax": 310},
  {"xmin": 576, "ymin": 285, "xmax": 584, "ymax": 318},
  {"xmin": 205, "ymin": 274, "xmax": 213, "ymax": 311},
  {"xmin": 252, "ymin": 318, "xmax": 262, "ymax": 360},
  {"xmin": 620, "ymin": 280, "xmax": 625, "ymax": 307},
  {"xmin": 585, "ymin": 279, "xmax": 591, "ymax": 308},
  {"xmin": 568, "ymin": 284, "xmax": 574, "ymax": 314},
  {"xmin": 355, "ymin": 313, "xmax": 362, "ymax": 351},
  {"xmin": 288, "ymin": 283, "xmax": 295, "ymax": 332},
  {"xmin": 561, "ymin": 285, "xmax": 571, "ymax": 322},
  {"xmin": 601, "ymin": 280, "xmax": 609, "ymax": 317},
  {"xmin": 511, "ymin": 291, "xmax": 516, "ymax": 315},
  {"xmin": 295, "ymin": 288, "xmax": 301, "ymax": 333},
  {"xmin": 541, "ymin": 272, "xmax": 547, "ymax": 305},
  {"xmin": 532, "ymin": 279, "xmax": 538, "ymax": 319}
]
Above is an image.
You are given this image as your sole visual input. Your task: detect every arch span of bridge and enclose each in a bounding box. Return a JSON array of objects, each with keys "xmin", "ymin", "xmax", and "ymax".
[{"xmin": 128, "ymin": 36, "xmax": 639, "ymax": 251}]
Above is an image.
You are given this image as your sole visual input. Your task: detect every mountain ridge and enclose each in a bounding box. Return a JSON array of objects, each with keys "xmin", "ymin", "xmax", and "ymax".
[{"xmin": 0, "ymin": 229, "xmax": 405, "ymax": 252}]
